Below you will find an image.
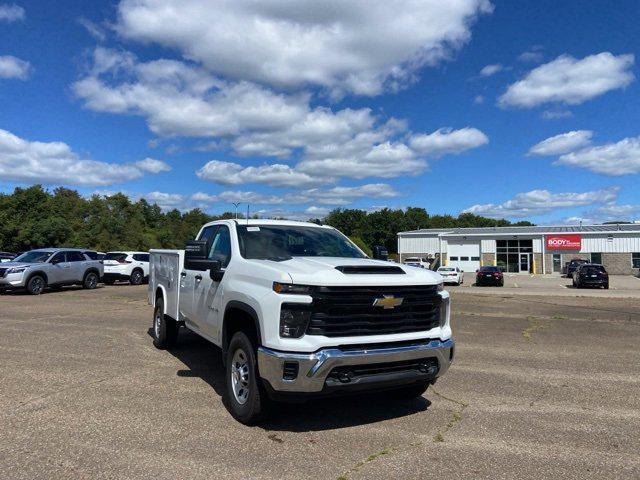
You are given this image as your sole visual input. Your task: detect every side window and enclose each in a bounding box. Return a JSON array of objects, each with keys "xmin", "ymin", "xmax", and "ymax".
[
  {"xmin": 133, "ymin": 254, "xmax": 150, "ymax": 262},
  {"xmin": 633, "ymin": 253, "xmax": 640, "ymax": 268},
  {"xmin": 67, "ymin": 252, "xmax": 86, "ymax": 262},
  {"xmin": 209, "ymin": 225, "xmax": 231, "ymax": 268},
  {"xmin": 198, "ymin": 225, "xmax": 218, "ymax": 245},
  {"xmin": 50, "ymin": 252, "xmax": 66, "ymax": 263}
]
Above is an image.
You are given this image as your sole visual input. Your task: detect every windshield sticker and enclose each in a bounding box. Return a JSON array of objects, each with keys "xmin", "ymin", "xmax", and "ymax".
[{"xmin": 247, "ymin": 226, "xmax": 260, "ymax": 232}]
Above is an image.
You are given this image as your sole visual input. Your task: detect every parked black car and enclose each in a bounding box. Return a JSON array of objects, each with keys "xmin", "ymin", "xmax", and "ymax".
[
  {"xmin": 476, "ymin": 266, "xmax": 504, "ymax": 286},
  {"xmin": 563, "ymin": 258, "xmax": 588, "ymax": 277},
  {"xmin": 572, "ymin": 263, "xmax": 609, "ymax": 289},
  {"xmin": 0, "ymin": 251, "xmax": 16, "ymax": 262}
]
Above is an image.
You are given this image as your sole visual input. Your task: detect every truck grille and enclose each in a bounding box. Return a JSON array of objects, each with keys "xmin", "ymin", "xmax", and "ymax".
[{"xmin": 306, "ymin": 285, "xmax": 441, "ymax": 337}]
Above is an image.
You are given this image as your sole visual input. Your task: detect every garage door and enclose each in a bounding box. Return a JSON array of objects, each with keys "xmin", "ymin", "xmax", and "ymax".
[{"xmin": 447, "ymin": 241, "xmax": 480, "ymax": 272}]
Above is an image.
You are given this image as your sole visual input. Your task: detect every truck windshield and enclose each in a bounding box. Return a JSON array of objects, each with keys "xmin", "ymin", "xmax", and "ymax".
[
  {"xmin": 14, "ymin": 250, "xmax": 52, "ymax": 263},
  {"xmin": 236, "ymin": 225, "xmax": 366, "ymax": 260}
]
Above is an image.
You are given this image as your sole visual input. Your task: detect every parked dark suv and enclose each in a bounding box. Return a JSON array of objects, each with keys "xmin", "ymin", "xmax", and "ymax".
[
  {"xmin": 563, "ymin": 258, "xmax": 588, "ymax": 277},
  {"xmin": 572, "ymin": 263, "xmax": 609, "ymax": 289},
  {"xmin": 476, "ymin": 266, "xmax": 504, "ymax": 286}
]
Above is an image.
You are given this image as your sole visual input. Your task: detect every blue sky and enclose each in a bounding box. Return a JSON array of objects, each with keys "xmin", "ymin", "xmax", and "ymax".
[{"xmin": 1, "ymin": 0, "xmax": 639, "ymax": 223}]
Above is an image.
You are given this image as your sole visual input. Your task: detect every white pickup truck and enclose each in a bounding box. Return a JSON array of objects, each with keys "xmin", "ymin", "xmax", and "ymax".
[{"xmin": 148, "ymin": 219, "xmax": 454, "ymax": 424}]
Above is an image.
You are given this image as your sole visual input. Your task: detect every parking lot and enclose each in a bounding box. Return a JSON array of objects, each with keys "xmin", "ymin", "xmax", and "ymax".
[
  {"xmin": 447, "ymin": 272, "xmax": 640, "ymax": 298},
  {"xmin": 1, "ymin": 285, "xmax": 639, "ymax": 479}
]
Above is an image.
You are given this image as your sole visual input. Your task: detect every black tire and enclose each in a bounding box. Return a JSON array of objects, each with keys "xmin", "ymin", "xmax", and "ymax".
[
  {"xmin": 225, "ymin": 331, "xmax": 268, "ymax": 424},
  {"xmin": 26, "ymin": 274, "xmax": 46, "ymax": 295},
  {"xmin": 104, "ymin": 278, "xmax": 115, "ymax": 285},
  {"xmin": 130, "ymin": 269, "xmax": 143, "ymax": 285},
  {"xmin": 604, "ymin": 283, "xmax": 609, "ymax": 290},
  {"xmin": 83, "ymin": 271, "xmax": 99, "ymax": 289},
  {"xmin": 152, "ymin": 297, "xmax": 178, "ymax": 349}
]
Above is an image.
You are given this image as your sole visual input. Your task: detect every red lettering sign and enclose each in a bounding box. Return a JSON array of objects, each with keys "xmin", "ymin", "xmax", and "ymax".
[{"xmin": 546, "ymin": 234, "xmax": 581, "ymax": 250}]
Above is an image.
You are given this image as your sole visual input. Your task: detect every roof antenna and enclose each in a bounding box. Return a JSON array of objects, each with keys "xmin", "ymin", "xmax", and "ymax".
[{"xmin": 246, "ymin": 204, "xmax": 250, "ymax": 225}]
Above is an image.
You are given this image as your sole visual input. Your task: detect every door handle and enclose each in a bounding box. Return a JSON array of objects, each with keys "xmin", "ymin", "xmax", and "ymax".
[
  {"xmin": 195, "ymin": 274, "xmax": 203, "ymax": 281},
  {"xmin": 180, "ymin": 272, "xmax": 187, "ymax": 277}
]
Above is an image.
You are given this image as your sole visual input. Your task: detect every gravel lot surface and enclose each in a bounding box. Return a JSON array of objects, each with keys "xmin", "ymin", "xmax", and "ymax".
[{"xmin": 1, "ymin": 285, "xmax": 639, "ymax": 479}]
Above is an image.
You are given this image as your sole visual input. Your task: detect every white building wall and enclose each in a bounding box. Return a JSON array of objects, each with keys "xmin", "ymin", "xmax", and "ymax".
[
  {"xmin": 398, "ymin": 235, "xmax": 441, "ymax": 254},
  {"xmin": 580, "ymin": 234, "xmax": 640, "ymax": 253},
  {"xmin": 481, "ymin": 239, "xmax": 496, "ymax": 253}
]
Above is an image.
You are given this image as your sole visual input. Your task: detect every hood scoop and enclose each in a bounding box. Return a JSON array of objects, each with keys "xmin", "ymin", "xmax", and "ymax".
[{"xmin": 335, "ymin": 265, "xmax": 405, "ymax": 275}]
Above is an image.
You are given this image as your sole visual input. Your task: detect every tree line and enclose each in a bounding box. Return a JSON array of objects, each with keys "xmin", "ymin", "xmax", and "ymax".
[{"xmin": 0, "ymin": 186, "xmax": 532, "ymax": 254}]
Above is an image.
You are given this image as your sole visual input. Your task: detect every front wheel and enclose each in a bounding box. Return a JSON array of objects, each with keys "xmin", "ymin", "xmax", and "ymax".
[
  {"xmin": 26, "ymin": 275, "xmax": 46, "ymax": 295},
  {"xmin": 152, "ymin": 298, "xmax": 178, "ymax": 349},
  {"xmin": 225, "ymin": 332, "xmax": 268, "ymax": 424}
]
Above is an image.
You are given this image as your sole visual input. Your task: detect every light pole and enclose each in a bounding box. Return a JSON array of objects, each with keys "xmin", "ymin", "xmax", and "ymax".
[{"xmin": 232, "ymin": 202, "xmax": 241, "ymax": 219}]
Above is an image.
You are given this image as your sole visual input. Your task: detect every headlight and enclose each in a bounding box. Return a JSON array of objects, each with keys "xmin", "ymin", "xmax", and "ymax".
[
  {"xmin": 7, "ymin": 266, "xmax": 27, "ymax": 274},
  {"xmin": 280, "ymin": 304, "xmax": 311, "ymax": 338},
  {"xmin": 439, "ymin": 296, "xmax": 449, "ymax": 328},
  {"xmin": 273, "ymin": 282, "xmax": 312, "ymax": 294}
]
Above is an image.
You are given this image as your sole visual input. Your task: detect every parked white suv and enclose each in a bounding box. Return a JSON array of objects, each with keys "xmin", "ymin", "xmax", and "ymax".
[
  {"xmin": 437, "ymin": 266, "xmax": 464, "ymax": 285},
  {"xmin": 103, "ymin": 251, "xmax": 149, "ymax": 285},
  {"xmin": 403, "ymin": 257, "xmax": 431, "ymax": 269},
  {"xmin": 149, "ymin": 220, "xmax": 454, "ymax": 424}
]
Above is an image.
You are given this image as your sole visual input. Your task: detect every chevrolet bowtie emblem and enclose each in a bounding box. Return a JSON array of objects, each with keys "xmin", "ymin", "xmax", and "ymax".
[{"xmin": 372, "ymin": 295, "xmax": 404, "ymax": 309}]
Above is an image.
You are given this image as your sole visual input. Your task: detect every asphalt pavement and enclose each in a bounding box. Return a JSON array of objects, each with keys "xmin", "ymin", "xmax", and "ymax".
[{"xmin": 1, "ymin": 285, "xmax": 639, "ymax": 479}]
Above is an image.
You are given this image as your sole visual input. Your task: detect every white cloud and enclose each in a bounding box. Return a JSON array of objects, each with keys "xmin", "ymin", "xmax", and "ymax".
[
  {"xmin": 0, "ymin": 55, "xmax": 30, "ymax": 80},
  {"xmin": 190, "ymin": 192, "xmax": 218, "ymax": 203},
  {"xmin": 517, "ymin": 47, "xmax": 543, "ymax": 63},
  {"xmin": 210, "ymin": 183, "xmax": 399, "ymax": 207},
  {"xmin": 142, "ymin": 191, "xmax": 187, "ymax": 210},
  {"xmin": 0, "ymin": 3, "xmax": 24, "ymax": 22},
  {"xmin": 473, "ymin": 95, "xmax": 484, "ymax": 104},
  {"xmin": 196, "ymin": 160, "xmax": 321, "ymax": 188},
  {"xmin": 134, "ymin": 157, "xmax": 171, "ymax": 173},
  {"xmin": 541, "ymin": 109, "xmax": 572, "ymax": 120},
  {"xmin": 499, "ymin": 52, "xmax": 635, "ymax": 108},
  {"xmin": 116, "ymin": 0, "xmax": 492, "ymax": 96},
  {"xmin": 556, "ymin": 136, "xmax": 640, "ymax": 176},
  {"xmin": 305, "ymin": 206, "xmax": 330, "ymax": 217},
  {"xmin": 479, "ymin": 64, "xmax": 503, "ymax": 77},
  {"xmin": 528, "ymin": 130, "xmax": 593, "ymax": 156},
  {"xmin": 78, "ymin": 17, "xmax": 107, "ymax": 42},
  {"xmin": 0, "ymin": 128, "xmax": 165, "ymax": 186},
  {"xmin": 463, "ymin": 187, "xmax": 619, "ymax": 218},
  {"xmin": 409, "ymin": 127, "xmax": 489, "ymax": 157}
]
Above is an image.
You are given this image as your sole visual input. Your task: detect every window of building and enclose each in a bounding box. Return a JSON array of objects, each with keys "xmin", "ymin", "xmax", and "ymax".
[
  {"xmin": 590, "ymin": 252, "xmax": 602, "ymax": 264},
  {"xmin": 471, "ymin": 256, "xmax": 480, "ymax": 261},
  {"xmin": 460, "ymin": 256, "xmax": 469, "ymax": 261},
  {"xmin": 632, "ymin": 253, "xmax": 640, "ymax": 268},
  {"xmin": 496, "ymin": 239, "xmax": 534, "ymax": 273},
  {"xmin": 449, "ymin": 256, "xmax": 459, "ymax": 261}
]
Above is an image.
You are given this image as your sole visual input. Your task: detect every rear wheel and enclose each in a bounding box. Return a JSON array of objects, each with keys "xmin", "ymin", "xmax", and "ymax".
[
  {"xmin": 152, "ymin": 297, "xmax": 178, "ymax": 349},
  {"xmin": 83, "ymin": 271, "xmax": 99, "ymax": 289},
  {"xmin": 225, "ymin": 331, "xmax": 268, "ymax": 424},
  {"xmin": 604, "ymin": 283, "xmax": 609, "ymax": 289},
  {"xmin": 130, "ymin": 269, "xmax": 143, "ymax": 285},
  {"xmin": 26, "ymin": 275, "xmax": 46, "ymax": 295}
]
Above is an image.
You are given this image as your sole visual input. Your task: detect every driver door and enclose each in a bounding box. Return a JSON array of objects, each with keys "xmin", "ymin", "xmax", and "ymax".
[
  {"xmin": 48, "ymin": 251, "xmax": 73, "ymax": 284},
  {"xmin": 192, "ymin": 225, "xmax": 231, "ymax": 341}
]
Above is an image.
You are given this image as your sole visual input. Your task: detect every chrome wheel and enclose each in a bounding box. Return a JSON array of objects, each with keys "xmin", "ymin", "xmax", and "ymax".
[
  {"xmin": 154, "ymin": 310, "xmax": 162, "ymax": 338},
  {"xmin": 230, "ymin": 348, "xmax": 250, "ymax": 405}
]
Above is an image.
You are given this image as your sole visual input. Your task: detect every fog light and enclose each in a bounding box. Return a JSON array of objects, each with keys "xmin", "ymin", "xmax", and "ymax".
[{"xmin": 279, "ymin": 304, "xmax": 311, "ymax": 338}]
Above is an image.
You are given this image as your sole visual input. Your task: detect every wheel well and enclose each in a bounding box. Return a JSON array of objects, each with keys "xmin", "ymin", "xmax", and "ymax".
[
  {"xmin": 84, "ymin": 268, "xmax": 99, "ymax": 278},
  {"xmin": 155, "ymin": 287, "xmax": 163, "ymax": 302},
  {"xmin": 132, "ymin": 267, "xmax": 143, "ymax": 275},
  {"xmin": 222, "ymin": 303, "xmax": 261, "ymax": 361},
  {"xmin": 26, "ymin": 271, "xmax": 48, "ymax": 284}
]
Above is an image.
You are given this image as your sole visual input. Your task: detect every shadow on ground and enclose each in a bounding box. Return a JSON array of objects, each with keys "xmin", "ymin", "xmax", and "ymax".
[{"xmin": 153, "ymin": 328, "xmax": 432, "ymax": 432}]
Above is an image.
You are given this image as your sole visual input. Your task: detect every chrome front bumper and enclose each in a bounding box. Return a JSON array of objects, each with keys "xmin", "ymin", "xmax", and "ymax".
[{"xmin": 257, "ymin": 338, "xmax": 455, "ymax": 393}]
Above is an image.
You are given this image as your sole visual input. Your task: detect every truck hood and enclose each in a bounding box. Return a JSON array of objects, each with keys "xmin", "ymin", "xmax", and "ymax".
[{"xmin": 253, "ymin": 257, "xmax": 442, "ymax": 286}]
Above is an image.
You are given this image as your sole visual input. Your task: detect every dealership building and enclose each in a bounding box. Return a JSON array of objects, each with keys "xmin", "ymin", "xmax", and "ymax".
[{"xmin": 397, "ymin": 224, "xmax": 640, "ymax": 275}]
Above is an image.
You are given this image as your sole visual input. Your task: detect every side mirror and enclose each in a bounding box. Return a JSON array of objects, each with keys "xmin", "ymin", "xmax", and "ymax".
[{"xmin": 184, "ymin": 240, "xmax": 209, "ymax": 271}]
